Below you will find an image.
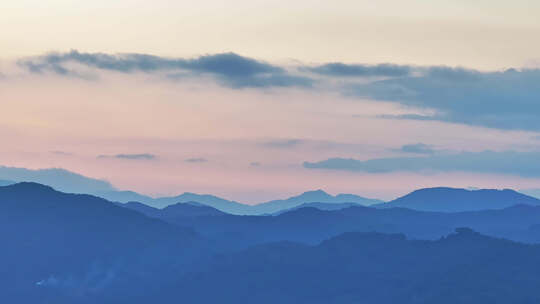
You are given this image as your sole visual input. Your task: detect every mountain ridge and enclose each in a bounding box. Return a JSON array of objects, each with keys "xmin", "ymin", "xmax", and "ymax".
[
  {"xmin": 3, "ymin": 166, "xmax": 540, "ymax": 214},
  {"xmin": 374, "ymin": 187, "xmax": 540, "ymax": 212}
]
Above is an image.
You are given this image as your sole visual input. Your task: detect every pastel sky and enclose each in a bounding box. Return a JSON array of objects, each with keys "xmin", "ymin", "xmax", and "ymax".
[{"xmin": 1, "ymin": 0, "xmax": 540, "ymax": 202}]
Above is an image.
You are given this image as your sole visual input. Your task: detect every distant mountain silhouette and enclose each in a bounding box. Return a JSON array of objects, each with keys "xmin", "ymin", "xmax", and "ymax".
[
  {"xmin": 101, "ymin": 190, "xmax": 250, "ymax": 212},
  {"xmin": 153, "ymin": 192, "xmax": 251, "ymax": 212},
  {"xmin": 114, "ymin": 189, "xmax": 381, "ymax": 215},
  {"xmin": 253, "ymin": 189, "xmax": 382, "ymax": 214},
  {"xmin": 374, "ymin": 187, "xmax": 540, "ymax": 212}
]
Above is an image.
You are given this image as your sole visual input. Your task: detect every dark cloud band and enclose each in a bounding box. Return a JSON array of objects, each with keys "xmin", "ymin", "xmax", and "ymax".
[
  {"xmin": 18, "ymin": 50, "xmax": 312, "ymax": 89},
  {"xmin": 17, "ymin": 51, "xmax": 540, "ymax": 131},
  {"xmin": 305, "ymin": 62, "xmax": 412, "ymax": 77},
  {"xmin": 352, "ymin": 67, "xmax": 540, "ymax": 131}
]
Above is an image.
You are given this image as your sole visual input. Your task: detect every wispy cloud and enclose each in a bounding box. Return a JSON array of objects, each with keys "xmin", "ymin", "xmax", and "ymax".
[
  {"xmin": 377, "ymin": 114, "xmax": 438, "ymax": 121},
  {"xmin": 260, "ymin": 139, "xmax": 304, "ymax": 149},
  {"xmin": 397, "ymin": 143, "xmax": 435, "ymax": 155},
  {"xmin": 50, "ymin": 151, "xmax": 73, "ymax": 156},
  {"xmin": 184, "ymin": 157, "xmax": 208, "ymax": 163},
  {"xmin": 98, "ymin": 153, "xmax": 157, "ymax": 160}
]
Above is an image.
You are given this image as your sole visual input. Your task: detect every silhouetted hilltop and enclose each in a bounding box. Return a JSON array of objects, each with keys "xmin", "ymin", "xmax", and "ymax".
[
  {"xmin": 375, "ymin": 187, "xmax": 540, "ymax": 212},
  {"xmin": 273, "ymin": 202, "xmax": 361, "ymax": 214},
  {"xmin": 161, "ymin": 201, "xmax": 227, "ymax": 217},
  {"xmin": 121, "ymin": 200, "xmax": 227, "ymax": 222},
  {"xmin": 149, "ymin": 192, "xmax": 248, "ymax": 212},
  {"xmin": 0, "ymin": 182, "xmax": 202, "ymax": 303}
]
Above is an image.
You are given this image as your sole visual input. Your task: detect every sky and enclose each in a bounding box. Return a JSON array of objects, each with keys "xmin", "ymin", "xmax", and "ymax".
[{"xmin": 1, "ymin": 0, "xmax": 540, "ymax": 203}]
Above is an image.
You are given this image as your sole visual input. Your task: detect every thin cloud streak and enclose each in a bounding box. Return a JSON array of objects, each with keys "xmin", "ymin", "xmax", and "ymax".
[
  {"xmin": 184, "ymin": 158, "xmax": 208, "ymax": 163},
  {"xmin": 304, "ymin": 150, "xmax": 540, "ymax": 178},
  {"xmin": 98, "ymin": 153, "xmax": 157, "ymax": 160},
  {"xmin": 397, "ymin": 143, "xmax": 435, "ymax": 155}
]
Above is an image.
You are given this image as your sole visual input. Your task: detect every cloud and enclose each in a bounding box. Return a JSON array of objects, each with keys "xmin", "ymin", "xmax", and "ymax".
[
  {"xmin": 377, "ymin": 114, "xmax": 438, "ymax": 121},
  {"xmin": 398, "ymin": 143, "xmax": 435, "ymax": 155},
  {"xmin": 98, "ymin": 153, "xmax": 157, "ymax": 160},
  {"xmin": 350, "ymin": 66, "xmax": 540, "ymax": 131},
  {"xmin": 184, "ymin": 158, "xmax": 208, "ymax": 163},
  {"xmin": 250, "ymin": 162, "xmax": 261, "ymax": 167},
  {"xmin": 261, "ymin": 139, "xmax": 304, "ymax": 149},
  {"xmin": 305, "ymin": 63, "xmax": 412, "ymax": 77},
  {"xmin": 303, "ymin": 150, "xmax": 540, "ymax": 177},
  {"xmin": 17, "ymin": 52, "xmax": 540, "ymax": 131},
  {"xmin": 18, "ymin": 50, "xmax": 313, "ymax": 88},
  {"xmin": 50, "ymin": 151, "xmax": 73, "ymax": 156}
]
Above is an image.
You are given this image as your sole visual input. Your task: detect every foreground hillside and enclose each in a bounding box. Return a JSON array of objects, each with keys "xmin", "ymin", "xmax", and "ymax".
[
  {"xmin": 0, "ymin": 183, "xmax": 204, "ymax": 302},
  {"xmin": 169, "ymin": 229, "xmax": 540, "ymax": 304}
]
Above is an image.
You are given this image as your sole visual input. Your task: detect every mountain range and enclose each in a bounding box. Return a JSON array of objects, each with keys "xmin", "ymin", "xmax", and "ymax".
[
  {"xmin": 4, "ymin": 165, "xmax": 540, "ymax": 215},
  {"xmin": 5, "ymin": 182, "xmax": 540, "ymax": 303},
  {"xmin": 122, "ymin": 187, "xmax": 540, "ymax": 218},
  {"xmin": 116, "ymin": 186, "xmax": 540, "ymax": 249},
  {"xmin": 0, "ymin": 165, "xmax": 382, "ymax": 214},
  {"xmin": 106, "ymin": 189, "xmax": 382, "ymax": 214}
]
